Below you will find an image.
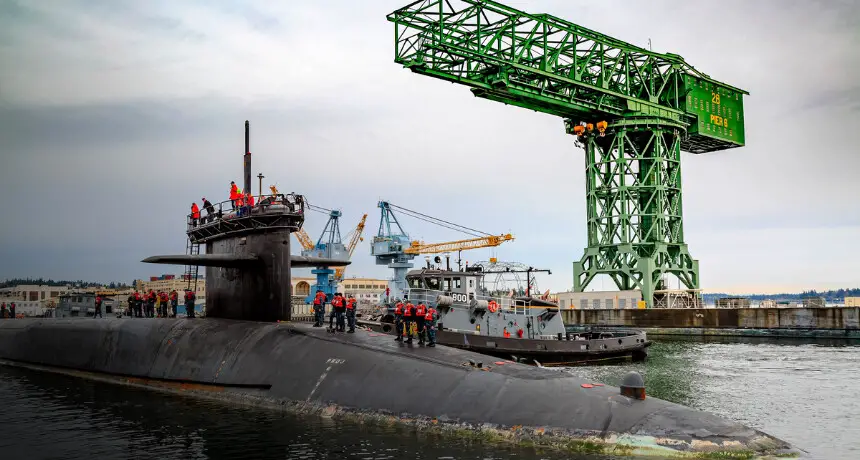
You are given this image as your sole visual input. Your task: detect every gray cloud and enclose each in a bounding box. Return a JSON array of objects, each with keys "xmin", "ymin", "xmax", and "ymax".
[{"xmin": 0, "ymin": 0, "xmax": 858, "ymax": 293}]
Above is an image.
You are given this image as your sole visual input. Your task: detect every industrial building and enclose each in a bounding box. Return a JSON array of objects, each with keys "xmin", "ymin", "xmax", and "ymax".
[
  {"xmin": 554, "ymin": 290, "xmax": 643, "ymax": 310},
  {"xmin": 847, "ymin": 297, "xmax": 860, "ymax": 307},
  {"xmin": 716, "ymin": 297, "xmax": 751, "ymax": 309},
  {"xmin": 0, "ymin": 284, "xmax": 71, "ymax": 302},
  {"xmin": 293, "ymin": 276, "xmax": 388, "ymax": 305}
]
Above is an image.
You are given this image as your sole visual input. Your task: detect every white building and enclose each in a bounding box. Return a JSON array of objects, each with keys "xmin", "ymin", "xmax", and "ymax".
[
  {"xmin": 554, "ymin": 290, "xmax": 644, "ymax": 310},
  {"xmin": 0, "ymin": 284, "xmax": 72, "ymax": 302}
]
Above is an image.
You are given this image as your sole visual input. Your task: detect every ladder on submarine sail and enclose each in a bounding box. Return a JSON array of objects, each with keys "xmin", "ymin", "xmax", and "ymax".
[{"xmin": 184, "ymin": 238, "xmax": 200, "ymax": 292}]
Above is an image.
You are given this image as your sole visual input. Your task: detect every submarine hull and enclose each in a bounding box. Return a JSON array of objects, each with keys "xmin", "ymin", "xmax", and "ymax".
[{"xmin": 0, "ymin": 318, "xmax": 802, "ymax": 458}]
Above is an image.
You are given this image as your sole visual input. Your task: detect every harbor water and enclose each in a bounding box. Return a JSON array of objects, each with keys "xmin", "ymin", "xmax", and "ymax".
[{"xmin": 0, "ymin": 338, "xmax": 858, "ymax": 460}]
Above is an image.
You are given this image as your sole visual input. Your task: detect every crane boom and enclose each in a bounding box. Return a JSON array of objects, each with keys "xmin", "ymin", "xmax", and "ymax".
[
  {"xmin": 388, "ymin": 0, "xmax": 747, "ymax": 153},
  {"xmin": 293, "ymin": 229, "xmax": 315, "ymax": 251},
  {"xmin": 404, "ymin": 233, "xmax": 513, "ymax": 255},
  {"xmin": 335, "ymin": 213, "xmax": 368, "ymax": 281}
]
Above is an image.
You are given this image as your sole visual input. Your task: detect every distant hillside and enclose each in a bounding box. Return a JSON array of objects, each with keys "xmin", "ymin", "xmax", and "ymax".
[
  {"xmin": 0, "ymin": 278, "xmax": 131, "ymax": 289},
  {"xmin": 704, "ymin": 288, "xmax": 860, "ymax": 304}
]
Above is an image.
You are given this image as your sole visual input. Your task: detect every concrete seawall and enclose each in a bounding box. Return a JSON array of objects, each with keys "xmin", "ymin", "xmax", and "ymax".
[{"xmin": 563, "ymin": 307, "xmax": 860, "ymax": 338}]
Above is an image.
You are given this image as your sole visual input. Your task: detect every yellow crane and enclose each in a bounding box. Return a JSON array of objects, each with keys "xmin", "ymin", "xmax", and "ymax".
[
  {"xmin": 404, "ymin": 233, "xmax": 514, "ymax": 255},
  {"xmin": 294, "ymin": 228, "xmax": 315, "ymax": 251},
  {"xmin": 335, "ymin": 213, "xmax": 368, "ymax": 281}
]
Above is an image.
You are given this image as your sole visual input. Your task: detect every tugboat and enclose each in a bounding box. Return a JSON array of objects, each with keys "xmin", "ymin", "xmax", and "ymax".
[{"xmin": 362, "ymin": 262, "xmax": 650, "ymax": 366}]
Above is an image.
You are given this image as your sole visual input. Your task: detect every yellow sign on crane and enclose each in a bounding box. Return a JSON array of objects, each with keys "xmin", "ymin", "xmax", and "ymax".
[{"xmin": 404, "ymin": 234, "xmax": 514, "ymax": 255}]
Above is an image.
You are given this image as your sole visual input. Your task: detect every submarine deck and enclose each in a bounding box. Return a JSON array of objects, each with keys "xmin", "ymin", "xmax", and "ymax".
[{"xmin": 0, "ymin": 318, "xmax": 802, "ymax": 458}]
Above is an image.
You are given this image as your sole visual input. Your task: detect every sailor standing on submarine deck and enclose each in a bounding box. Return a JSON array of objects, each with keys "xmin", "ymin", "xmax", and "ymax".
[
  {"xmin": 345, "ymin": 295, "xmax": 357, "ymax": 333},
  {"xmin": 393, "ymin": 301, "xmax": 404, "ymax": 342},
  {"xmin": 333, "ymin": 293, "xmax": 347, "ymax": 332},
  {"xmin": 312, "ymin": 290, "xmax": 325, "ymax": 327},
  {"xmin": 403, "ymin": 300, "xmax": 416, "ymax": 344},
  {"xmin": 415, "ymin": 302, "xmax": 427, "ymax": 345},
  {"xmin": 184, "ymin": 289, "xmax": 196, "ymax": 318},
  {"xmin": 425, "ymin": 306, "xmax": 437, "ymax": 347}
]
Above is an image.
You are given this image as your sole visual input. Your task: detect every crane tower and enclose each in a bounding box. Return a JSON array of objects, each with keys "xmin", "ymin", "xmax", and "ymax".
[
  {"xmin": 301, "ymin": 210, "xmax": 347, "ymax": 302},
  {"xmin": 388, "ymin": 0, "xmax": 748, "ymax": 307}
]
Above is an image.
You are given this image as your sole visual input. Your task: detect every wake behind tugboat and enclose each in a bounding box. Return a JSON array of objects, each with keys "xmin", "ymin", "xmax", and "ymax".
[{"xmin": 360, "ymin": 264, "xmax": 650, "ymax": 366}]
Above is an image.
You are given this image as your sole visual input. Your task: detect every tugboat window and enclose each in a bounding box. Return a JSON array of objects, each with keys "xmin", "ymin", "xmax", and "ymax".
[
  {"xmin": 453, "ymin": 277, "xmax": 462, "ymax": 289},
  {"xmin": 426, "ymin": 277, "xmax": 440, "ymax": 290},
  {"xmin": 443, "ymin": 278, "xmax": 451, "ymax": 291}
]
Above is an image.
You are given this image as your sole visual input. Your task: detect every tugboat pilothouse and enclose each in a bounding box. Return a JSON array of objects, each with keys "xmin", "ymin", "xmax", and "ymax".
[{"xmin": 364, "ymin": 264, "xmax": 650, "ymax": 366}]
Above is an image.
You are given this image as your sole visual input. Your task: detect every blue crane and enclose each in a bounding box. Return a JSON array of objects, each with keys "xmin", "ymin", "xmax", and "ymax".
[
  {"xmin": 370, "ymin": 201, "xmax": 414, "ymax": 302},
  {"xmin": 301, "ymin": 209, "xmax": 348, "ymax": 303}
]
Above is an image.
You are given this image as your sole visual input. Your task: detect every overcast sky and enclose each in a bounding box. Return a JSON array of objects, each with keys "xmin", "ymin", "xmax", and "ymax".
[{"xmin": 1, "ymin": 0, "xmax": 858, "ymax": 294}]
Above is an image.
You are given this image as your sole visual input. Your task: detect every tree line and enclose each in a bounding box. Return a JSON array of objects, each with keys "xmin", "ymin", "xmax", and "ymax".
[
  {"xmin": 0, "ymin": 278, "xmax": 132, "ymax": 289},
  {"xmin": 704, "ymin": 288, "xmax": 860, "ymax": 303}
]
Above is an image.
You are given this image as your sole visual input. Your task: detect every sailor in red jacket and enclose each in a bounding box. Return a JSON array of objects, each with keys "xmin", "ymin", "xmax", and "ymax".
[
  {"xmin": 312, "ymin": 290, "xmax": 326, "ymax": 327},
  {"xmin": 394, "ymin": 301, "xmax": 404, "ymax": 342},
  {"xmin": 415, "ymin": 303, "xmax": 427, "ymax": 344},
  {"xmin": 424, "ymin": 307, "xmax": 437, "ymax": 347},
  {"xmin": 402, "ymin": 301, "xmax": 415, "ymax": 344},
  {"xmin": 158, "ymin": 291, "xmax": 169, "ymax": 318},
  {"xmin": 169, "ymin": 290, "xmax": 179, "ymax": 318},
  {"xmin": 345, "ymin": 295, "xmax": 357, "ymax": 333}
]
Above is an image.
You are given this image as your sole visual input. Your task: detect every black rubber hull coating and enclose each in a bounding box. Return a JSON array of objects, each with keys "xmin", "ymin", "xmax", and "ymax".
[{"xmin": 0, "ymin": 318, "xmax": 803, "ymax": 458}]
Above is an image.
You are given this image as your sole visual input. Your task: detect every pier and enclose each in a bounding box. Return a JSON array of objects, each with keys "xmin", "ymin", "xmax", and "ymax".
[{"xmin": 564, "ymin": 307, "xmax": 860, "ymax": 338}]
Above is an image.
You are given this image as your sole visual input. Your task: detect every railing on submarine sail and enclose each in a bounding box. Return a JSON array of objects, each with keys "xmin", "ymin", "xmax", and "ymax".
[{"xmin": 185, "ymin": 194, "xmax": 306, "ymax": 244}]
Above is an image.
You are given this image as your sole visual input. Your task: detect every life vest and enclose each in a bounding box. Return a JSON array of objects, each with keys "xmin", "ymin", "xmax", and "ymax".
[
  {"xmin": 230, "ymin": 185, "xmax": 239, "ymax": 200},
  {"xmin": 346, "ymin": 298, "xmax": 356, "ymax": 310},
  {"xmin": 425, "ymin": 307, "xmax": 435, "ymax": 321},
  {"xmin": 159, "ymin": 292, "xmax": 168, "ymax": 302},
  {"xmin": 95, "ymin": 296, "xmax": 102, "ymax": 305},
  {"xmin": 332, "ymin": 297, "xmax": 342, "ymax": 308},
  {"xmin": 415, "ymin": 303, "xmax": 426, "ymax": 317},
  {"xmin": 236, "ymin": 195, "xmax": 244, "ymax": 206},
  {"xmin": 313, "ymin": 294, "xmax": 322, "ymax": 305},
  {"xmin": 148, "ymin": 292, "xmax": 155, "ymax": 301},
  {"xmin": 191, "ymin": 203, "xmax": 200, "ymax": 219},
  {"xmin": 134, "ymin": 292, "xmax": 141, "ymax": 301},
  {"xmin": 503, "ymin": 329, "xmax": 511, "ymax": 338},
  {"xmin": 170, "ymin": 291, "xmax": 178, "ymax": 301},
  {"xmin": 403, "ymin": 303, "xmax": 414, "ymax": 317},
  {"xmin": 185, "ymin": 291, "xmax": 194, "ymax": 301},
  {"xmin": 516, "ymin": 328, "xmax": 524, "ymax": 338},
  {"xmin": 246, "ymin": 193, "xmax": 255, "ymax": 206},
  {"xmin": 394, "ymin": 303, "xmax": 403, "ymax": 315}
]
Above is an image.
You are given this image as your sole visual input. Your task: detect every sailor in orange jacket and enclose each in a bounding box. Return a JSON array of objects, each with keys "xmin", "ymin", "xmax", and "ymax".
[
  {"xmin": 415, "ymin": 303, "xmax": 427, "ymax": 344},
  {"xmin": 425, "ymin": 307, "xmax": 437, "ymax": 347},
  {"xmin": 229, "ymin": 181, "xmax": 240, "ymax": 210},
  {"xmin": 393, "ymin": 301, "xmax": 404, "ymax": 342},
  {"xmin": 345, "ymin": 295, "xmax": 357, "ymax": 333}
]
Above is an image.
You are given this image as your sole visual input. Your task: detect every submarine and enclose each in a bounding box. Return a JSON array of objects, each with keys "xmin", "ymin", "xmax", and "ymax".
[{"xmin": 0, "ymin": 122, "xmax": 803, "ymax": 458}]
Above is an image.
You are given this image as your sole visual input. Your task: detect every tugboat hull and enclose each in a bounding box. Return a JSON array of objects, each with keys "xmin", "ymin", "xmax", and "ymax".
[{"xmin": 360, "ymin": 320, "xmax": 650, "ymax": 366}]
